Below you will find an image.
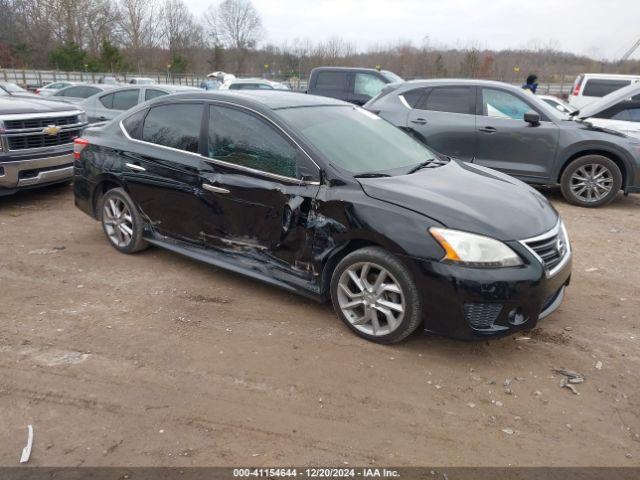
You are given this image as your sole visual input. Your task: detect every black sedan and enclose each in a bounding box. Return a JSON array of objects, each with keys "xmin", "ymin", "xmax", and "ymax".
[{"xmin": 73, "ymin": 91, "xmax": 572, "ymax": 343}]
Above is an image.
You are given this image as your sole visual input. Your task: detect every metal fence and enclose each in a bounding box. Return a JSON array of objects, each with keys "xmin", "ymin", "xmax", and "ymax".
[
  {"xmin": 0, "ymin": 69, "xmax": 208, "ymax": 88},
  {"xmin": 0, "ymin": 68, "xmax": 573, "ymax": 96}
]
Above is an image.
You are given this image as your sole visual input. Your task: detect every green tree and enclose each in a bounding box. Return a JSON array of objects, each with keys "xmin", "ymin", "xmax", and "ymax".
[
  {"xmin": 49, "ymin": 42, "xmax": 87, "ymax": 71},
  {"xmin": 170, "ymin": 53, "xmax": 188, "ymax": 73},
  {"xmin": 99, "ymin": 38, "xmax": 124, "ymax": 72}
]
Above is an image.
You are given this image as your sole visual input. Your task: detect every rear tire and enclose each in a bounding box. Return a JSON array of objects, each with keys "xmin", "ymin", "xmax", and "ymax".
[
  {"xmin": 100, "ymin": 187, "xmax": 148, "ymax": 254},
  {"xmin": 560, "ymin": 155, "xmax": 622, "ymax": 207},
  {"xmin": 330, "ymin": 247, "xmax": 422, "ymax": 344}
]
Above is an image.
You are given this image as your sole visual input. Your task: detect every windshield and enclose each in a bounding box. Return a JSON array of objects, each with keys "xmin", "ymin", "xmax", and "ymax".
[
  {"xmin": 1, "ymin": 82, "xmax": 27, "ymax": 93},
  {"xmin": 527, "ymin": 94, "xmax": 568, "ymax": 120},
  {"xmin": 0, "ymin": 88, "xmax": 8, "ymax": 96},
  {"xmin": 278, "ymin": 105, "xmax": 437, "ymax": 175},
  {"xmin": 381, "ymin": 71, "xmax": 404, "ymax": 83}
]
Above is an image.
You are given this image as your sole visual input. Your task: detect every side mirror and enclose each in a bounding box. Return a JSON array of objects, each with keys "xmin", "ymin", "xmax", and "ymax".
[{"xmin": 524, "ymin": 111, "xmax": 540, "ymax": 126}]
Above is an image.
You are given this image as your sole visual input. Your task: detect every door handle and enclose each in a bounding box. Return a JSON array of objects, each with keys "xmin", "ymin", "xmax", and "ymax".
[
  {"xmin": 411, "ymin": 118, "xmax": 428, "ymax": 125},
  {"xmin": 479, "ymin": 126, "xmax": 497, "ymax": 133},
  {"xmin": 125, "ymin": 163, "xmax": 146, "ymax": 172},
  {"xmin": 202, "ymin": 183, "xmax": 230, "ymax": 194}
]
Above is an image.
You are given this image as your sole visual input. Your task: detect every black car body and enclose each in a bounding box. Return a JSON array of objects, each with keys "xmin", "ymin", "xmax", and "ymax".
[
  {"xmin": 307, "ymin": 67, "xmax": 403, "ymax": 105},
  {"xmin": 365, "ymin": 79, "xmax": 640, "ymax": 207},
  {"xmin": 73, "ymin": 91, "xmax": 571, "ymax": 342},
  {"xmin": 1, "ymin": 90, "xmax": 88, "ymax": 196}
]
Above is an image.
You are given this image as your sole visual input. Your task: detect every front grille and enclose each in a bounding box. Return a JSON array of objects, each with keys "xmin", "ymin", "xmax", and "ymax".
[
  {"xmin": 524, "ymin": 231, "xmax": 567, "ymax": 273},
  {"xmin": 464, "ymin": 303, "xmax": 502, "ymax": 329},
  {"xmin": 4, "ymin": 115, "xmax": 79, "ymax": 130},
  {"xmin": 7, "ymin": 129, "xmax": 80, "ymax": 150}
]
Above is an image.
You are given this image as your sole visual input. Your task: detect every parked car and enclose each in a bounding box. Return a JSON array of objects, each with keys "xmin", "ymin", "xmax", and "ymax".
[
  {"xmin": 568, "ymin": 73, "xmax": 640, "ymax": 109},
  {"xmin": 128, "ymin": 77, "xmax": 156, "ymax": 85},
  {"xmin": 538, "ymin": 94, "xmax": 577, "ymax": 115},
  {"xmin": 76, "ymin": 84, "xmax": 200, "ymax": 123},
  {"xmin": 98, "ymin": 75, "xmax": 120, "ymax": 84},
  {"xmin": 577, "ymin": 82, "xmax": 640, "ymax": 139},
  {"xmin": 36, "ymin": 81, "xmax": 84, "ymax": 97},
  {"xmin": 365, "ymin": 79, "xmax": 640, "ymax": 207},
  {"xmin": 307, "ymin": 67, "xmax": 403, "ymax": 105},
  {"xmin": 0, "ymin": 88, "xmax": 88, "ymax": 196},
  {"xmin": 73, "ymin": 90, "xmax": 571, "ymax": 343},
  {"xmin": 51, "ymin": 84, "xmax": 118, "ymax": 104},
  {"xmin": 0, "ymin": 81, "xmax": 37, "ymax": 97},
  {"xmin": 219, "ymin": 78, "xmax": 290, "ymax": 91}
]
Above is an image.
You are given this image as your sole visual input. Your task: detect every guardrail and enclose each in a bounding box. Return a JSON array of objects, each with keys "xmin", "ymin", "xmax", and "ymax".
[
  {"xmin": 1, "ymin": 68, "xmax": 571, "ymax": 96},
  {"xmin": 1, "ymin": 69, "xmax": 208, "ymax": 88}
]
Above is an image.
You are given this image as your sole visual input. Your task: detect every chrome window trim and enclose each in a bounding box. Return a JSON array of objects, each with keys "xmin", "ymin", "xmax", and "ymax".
[
  {"xmin": 519, "ymin": 220, "xmax": 572, "ymax": 278},
  {"xmin": 0, "ymin": 110, "xmax": 84, "ymax": 121},
  {"xmin": 118, "ymin": 99, "xmax": 322, "ymax": 186}
]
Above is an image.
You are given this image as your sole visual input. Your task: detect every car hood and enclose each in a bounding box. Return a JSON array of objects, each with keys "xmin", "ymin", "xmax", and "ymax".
[
  {"xmin": 357, "ymin": 160, "xmax": 558, "ymax": 241},
  {"xmin": 578, "ymin": 82, "xmax": 640, "ymax": 119},
  {"xmin": 0, "ymin": 95, "xmax": 81, "ymax": 114}
]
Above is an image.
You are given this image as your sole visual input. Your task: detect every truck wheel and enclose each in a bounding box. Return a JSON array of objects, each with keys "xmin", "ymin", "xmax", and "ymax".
[
  {"xmin": 100, "ymin": 188, "xmax": 148, "ymax": 253},
  {"xmin": 330, "ymin": 247, "xmax": 422, "ymax": 344},
  {"xmin": 560, "ymin": 155, "xmax": 622, "ymax": 207}
]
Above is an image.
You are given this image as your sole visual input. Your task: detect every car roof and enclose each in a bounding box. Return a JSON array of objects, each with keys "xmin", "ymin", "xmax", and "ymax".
[
  {"xmin": 162, "ymin": 90, "xmax": 348, "ymax": 110},
  {"xmin": 579, "ymin": 73, "xmax": 640, "ymax": 79},
  {"xmin": 400, "ymin": 78, "xmax": 517, "ymax": 89},
  {"xmin": 312, "ymin": 66, "xmax": 382, "ymax": 73}
]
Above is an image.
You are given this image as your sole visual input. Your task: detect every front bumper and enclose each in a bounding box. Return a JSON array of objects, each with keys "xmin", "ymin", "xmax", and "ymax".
[
  {"xmin": 0, "ymin": 153, "xmax": 73, "ymax": 194},
  {"xmin": 405, "ymin": 244, "xmax": 572, "ymax": 340}
]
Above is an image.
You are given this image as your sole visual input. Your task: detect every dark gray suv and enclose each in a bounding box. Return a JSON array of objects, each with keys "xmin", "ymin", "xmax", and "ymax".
[{"xmin": 365, "ymin": 79, "xmax": 640, "ymax": 207}]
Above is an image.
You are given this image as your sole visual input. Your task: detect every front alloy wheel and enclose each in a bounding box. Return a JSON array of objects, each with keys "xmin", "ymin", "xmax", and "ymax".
[{"xmin": 331, "ymin": 247, "xmax": 421, "ymax": 344}]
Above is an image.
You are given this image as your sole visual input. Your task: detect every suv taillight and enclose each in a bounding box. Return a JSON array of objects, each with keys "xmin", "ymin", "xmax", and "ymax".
[
  {"xmin": 572, "ymin": 75, "xmax": 584, "ymax": 96},
  {"xmin": 73, "ymin": 137, "xmax": 90, "ymax": 160}
]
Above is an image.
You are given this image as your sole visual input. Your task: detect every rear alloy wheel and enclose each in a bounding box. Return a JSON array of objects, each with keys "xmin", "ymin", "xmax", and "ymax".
[
  {"xmin": 560, "ymin": 155, "xmax": 622, "ymax": 207},
  {"xmin": 100, "ymin": 188, "xmax": 148, "ymax": 253},
  {"xmin": 331, "ymin": 247, "xmax": 421, "ymax": 344}
]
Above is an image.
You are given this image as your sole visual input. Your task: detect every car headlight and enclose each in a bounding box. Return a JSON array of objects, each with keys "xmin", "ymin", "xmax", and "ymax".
[
  {"xmin": 78, "ymin": 112, "xmax": 88, "ymax": 124},
  {"xmin": 430, "ymin": 227, "xmax": 523, "ymax": 267}
]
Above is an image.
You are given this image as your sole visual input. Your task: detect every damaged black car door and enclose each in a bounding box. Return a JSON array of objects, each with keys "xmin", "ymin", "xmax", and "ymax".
[{"xmin": 199, "ymin": 103, "xmax": 320, "ymax": 278}]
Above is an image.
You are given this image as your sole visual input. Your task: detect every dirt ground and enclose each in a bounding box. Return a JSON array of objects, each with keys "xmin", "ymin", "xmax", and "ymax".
[{"xmin": 0, "ymin": 183, "xmax": 639, "ymax": 467}]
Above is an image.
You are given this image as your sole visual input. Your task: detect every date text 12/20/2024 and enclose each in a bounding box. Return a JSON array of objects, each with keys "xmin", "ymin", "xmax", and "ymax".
[{"xmin": 233, "ymin": 468, "xmax": 400, "ymax": 478}]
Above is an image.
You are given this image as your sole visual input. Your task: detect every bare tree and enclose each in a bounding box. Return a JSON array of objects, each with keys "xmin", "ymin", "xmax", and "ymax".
[
  {"xmin": 206, "ymin": 0, "xmax": 263, "ymax": 72},
  {"xmin": 117, "ymin": 0, "xmax": 159, "ymax": 71}
]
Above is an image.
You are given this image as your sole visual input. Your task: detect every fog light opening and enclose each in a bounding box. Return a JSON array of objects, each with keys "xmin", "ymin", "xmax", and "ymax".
[{"xmin": 508, "ymin": 307, "xmax": 527, "ymax": 326}]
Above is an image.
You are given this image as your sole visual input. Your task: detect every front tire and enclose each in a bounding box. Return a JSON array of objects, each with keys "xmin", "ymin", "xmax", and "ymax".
[
  {"xmin": 330, "ymin": 247, "xmax": 422, "ymax": 344},
  {"xmin": 100, "ymin": 187, "xmax": 148, "ymax": 254},
  {"xmin": 560, "ymin": 155, "xmax": 622, "ymax": 207}
]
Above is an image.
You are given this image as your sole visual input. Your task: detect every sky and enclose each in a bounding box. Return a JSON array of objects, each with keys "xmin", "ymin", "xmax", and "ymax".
[{"xmin": 185, "ymin": 0, "xmax": 640, "ymax": 60}]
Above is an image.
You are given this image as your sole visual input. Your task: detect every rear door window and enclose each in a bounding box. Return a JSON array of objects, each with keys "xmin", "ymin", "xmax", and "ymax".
[
  {"xmin": 421, "ymin": 86, "xmax": 475, "ymax": 114},
  {"xmin": 112, "ymin": 89, "xmax": 139, "ymax": 110},
  {"xmin": 208, "ymin": 105, "xmax": 298, "ymax": 178},
  {"xmin": 142, "ymin": 103, "xmax": 202, "ymax": 153},
  {"xmin": 315, "ymin": 71, "xmax": 348, "ymax": 91},
  {"xmin": 582, "ymin": 79, "xmax": 631, "ymax": 97},
  {"xmin": 58, "ymin": 86, "xmax": 86, "ymax": 97}
]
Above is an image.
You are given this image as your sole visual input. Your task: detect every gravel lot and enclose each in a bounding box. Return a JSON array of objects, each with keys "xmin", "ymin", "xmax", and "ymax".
[{"xmin": 1, "ymin": 184, "xmax": 639, "ymax": 467}]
